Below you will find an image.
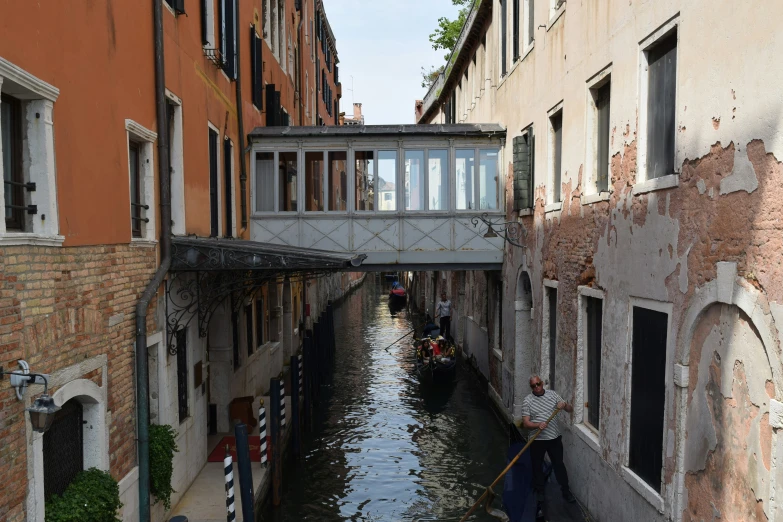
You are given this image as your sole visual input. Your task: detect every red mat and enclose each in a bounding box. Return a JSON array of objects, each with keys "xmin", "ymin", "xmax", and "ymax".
[{"xmin": 207, "ymin": 436, "xmax": 266, "ymax": 463}]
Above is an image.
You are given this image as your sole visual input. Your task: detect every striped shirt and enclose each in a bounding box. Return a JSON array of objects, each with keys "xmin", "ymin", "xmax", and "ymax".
[{"xmin": 521, "ymin": 390, "xmax": 564, "ymax": 440}]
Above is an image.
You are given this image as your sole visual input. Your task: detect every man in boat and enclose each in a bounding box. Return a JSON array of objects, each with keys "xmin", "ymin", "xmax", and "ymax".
[
  {"xmin": 435, "ymin": 292, "xmax": 454, "ymax": 341},
  {"xmin": 422, "ymin": 315, "xmax": 440, "ymax": 338},
  {"xmin": 519, "ymin": 375, "xmax": 576, "ymax": 505}
]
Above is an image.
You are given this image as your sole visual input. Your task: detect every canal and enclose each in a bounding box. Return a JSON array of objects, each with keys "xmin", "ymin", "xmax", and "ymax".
[{"xmin": 260, "ymin": 280, "xmax": 510, "ymax": 521}]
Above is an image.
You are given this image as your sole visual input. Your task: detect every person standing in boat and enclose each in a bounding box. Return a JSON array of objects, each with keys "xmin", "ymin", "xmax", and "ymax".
[
  {"xmin": 435, "ymin": 292, "xmax": 454, "ymax": 341},
  {"xmin": 520, "ymin": 375, "xmax": 576, "ymax": 505}
]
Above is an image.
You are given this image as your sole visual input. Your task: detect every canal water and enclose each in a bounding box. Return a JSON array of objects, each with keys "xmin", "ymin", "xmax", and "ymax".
[{"xmin": 260, "ymin": 280, "xmax": 510, "ymax": 521}]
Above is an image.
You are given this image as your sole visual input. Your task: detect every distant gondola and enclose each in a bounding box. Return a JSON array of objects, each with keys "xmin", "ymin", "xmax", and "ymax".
[{"xmin": 389, "ymin": 281, "xmax": 407, "ymax": 303}]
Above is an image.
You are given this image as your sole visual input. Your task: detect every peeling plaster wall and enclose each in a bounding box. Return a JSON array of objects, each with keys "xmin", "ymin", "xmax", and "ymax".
[{"xmin": 419, "ymin": 0, "xmax": 783, "ymax": 520}]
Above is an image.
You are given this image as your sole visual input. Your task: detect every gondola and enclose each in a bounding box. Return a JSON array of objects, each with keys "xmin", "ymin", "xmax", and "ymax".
[
  {"xmin": 389, "ymin": 283, "xmax": 407, "ymax": 303},
  {"xmin": 414, "ymin": 335, "xmax": 456, "ymax": 381}
]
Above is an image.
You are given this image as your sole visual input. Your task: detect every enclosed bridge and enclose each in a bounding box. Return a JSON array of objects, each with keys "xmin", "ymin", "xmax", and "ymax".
[{"xmin": 248, "ymin": 124, "xmax": 507, "ymax": 270}]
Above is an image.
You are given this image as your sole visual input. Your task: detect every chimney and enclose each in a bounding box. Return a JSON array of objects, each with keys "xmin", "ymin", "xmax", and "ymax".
[{"xmin": 352, "ymin": 103, "xmax": 362, "ymax": 121}]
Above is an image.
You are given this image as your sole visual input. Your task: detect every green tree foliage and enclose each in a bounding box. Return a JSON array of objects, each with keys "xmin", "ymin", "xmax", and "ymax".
[
  {"xmin": 45, "ymin": 468, "xmax": 122, "ymax": 522},
  {"xmin": 149, "ymin": 423, "xmax": 179, "ymax": 510},
  {"xmin": 421, "ymin": 65, "xmax": 445, "ymax": 89},
  {"xmin": 428, "ymin": 0, "xmax": 476, "ymax": 60}
]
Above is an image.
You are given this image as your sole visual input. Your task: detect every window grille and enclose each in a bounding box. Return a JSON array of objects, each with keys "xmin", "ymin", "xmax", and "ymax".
[
  {"xmin": 1, "ymin": 94, "xmax": 36, "ymax": 230},
  {"xmin": 43, "ymin": 400, "xmax": 83, "ymax": 500}
]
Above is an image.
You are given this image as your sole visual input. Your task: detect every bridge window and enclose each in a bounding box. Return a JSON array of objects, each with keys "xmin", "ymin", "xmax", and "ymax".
[
  {"xmin": 479, "ymin": 149, "xmax": 499, "ymax": 210},
  {"xmin": 255, "ymin": 152, "xmax": 274, "ymax": 212},
  {"xmin": 404, "ymin": 150, "xmax": 425, "ymax": 211},
  {"xmin": 456, "ymin": 149, "xmax": 475, "ymax": 209},
  {"xmin": 355, "ymin": 151, "xmax": 375, "ymax": 211},
  {"xmin": 428, "ymin": 149, "xmax": 449, "ymax": 210},
  {"xmin": 305, "ymin": 151, "xmax": 324, "ymax": 211},
  {"xmin": 377, "ymin": 150, "xmax": 397, "ymax": 211},
  {"xmin": 278, "ymin": 151, "xmax": 297, "ymax": 212},
  {"xmin": 328, "ymin": 151, "xmax": 347, "ymax": 211}
]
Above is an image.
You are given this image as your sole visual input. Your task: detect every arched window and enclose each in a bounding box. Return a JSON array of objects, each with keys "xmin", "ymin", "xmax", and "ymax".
[{"xmin": 43, "ymin": 399, "xmax": 84, "ymax": 500}]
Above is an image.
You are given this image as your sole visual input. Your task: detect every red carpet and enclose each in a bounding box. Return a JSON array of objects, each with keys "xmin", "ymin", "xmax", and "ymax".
[{"xmin": 207, "ymin": 436, "xmax": 266, "ymax": 463}]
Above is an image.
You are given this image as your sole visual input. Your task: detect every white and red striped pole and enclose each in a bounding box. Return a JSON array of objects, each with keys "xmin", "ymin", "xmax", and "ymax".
[
  {"xmin": 223, "ymin": 445, "xmax": 235, "ymax": 522},
  {"xmin": 259, "ymin": 398, "xmax": 268, "ymax": 466}
]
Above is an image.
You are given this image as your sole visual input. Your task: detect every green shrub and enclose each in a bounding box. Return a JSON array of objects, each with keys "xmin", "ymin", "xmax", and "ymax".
[
  {"xmin": 149, "ymin": 423, "xmax": 179, "ymax": 510},
  {"xmin": 45, "ymin": 468, "xmax": 122, "ymax": 522}
]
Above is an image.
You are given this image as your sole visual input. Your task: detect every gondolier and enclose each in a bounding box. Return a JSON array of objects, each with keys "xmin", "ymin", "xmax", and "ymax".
[
  {"xmin": 435, "ymin": 292, "xmax": 454, "ymax": 341},
  {"xmin": 520, "ymin": 375, "xmax": 575, "ymax": 505}
]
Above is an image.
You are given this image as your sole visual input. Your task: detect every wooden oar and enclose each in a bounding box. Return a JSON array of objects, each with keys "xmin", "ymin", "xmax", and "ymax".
[
  {"xmin": 381, "ymin": 322, "xmax": 425, "ymax": 353},
  {"xmin": 459, "ymin": 407, "xmax": 563, "ymax": 522}
]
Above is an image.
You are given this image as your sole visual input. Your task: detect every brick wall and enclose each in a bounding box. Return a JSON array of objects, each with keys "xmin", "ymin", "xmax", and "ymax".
[{"xmin": 0, "ymin": 244, "xmax": 158, "ymax": 522}]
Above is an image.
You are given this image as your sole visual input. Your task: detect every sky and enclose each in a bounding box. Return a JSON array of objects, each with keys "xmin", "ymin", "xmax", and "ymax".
[{"xmin": 323, "ymin": 0, "xmax": 461, "ymax": 125}]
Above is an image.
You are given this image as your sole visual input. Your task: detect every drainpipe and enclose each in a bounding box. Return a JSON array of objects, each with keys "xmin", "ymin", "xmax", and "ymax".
[
  {"xmin": 136, "ymin": 1, "xmax": 172, "ymax": 521},
  {"xmin": 236, "ymin": 17, "xmax": 248, "ymax": 230}
]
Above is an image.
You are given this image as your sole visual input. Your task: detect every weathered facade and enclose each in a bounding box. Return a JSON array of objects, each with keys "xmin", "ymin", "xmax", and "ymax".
[
  {"xmin": 0, "ymin": 1, "xmax": 347, "ymax": 521},
  {"xmin": 416, "ymin": 1, "xmax": 783, "ymax": 520}
]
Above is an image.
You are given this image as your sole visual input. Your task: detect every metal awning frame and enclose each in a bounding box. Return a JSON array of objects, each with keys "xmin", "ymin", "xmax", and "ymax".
[{"xmin": 165, "ymin": 237, "xmax": 363, "ymax": 354}]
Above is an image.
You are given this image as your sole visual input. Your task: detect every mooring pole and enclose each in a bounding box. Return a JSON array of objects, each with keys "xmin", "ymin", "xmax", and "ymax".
[
  {"xmin": 269, "ymin": 376, "xmax": 282, "ymax": 506},
  {"xmin": 223, "ymin": 445, "xmax": 235, "ymax": 522},
  {"xmin": 233, "ymin": 422, "xmax": 255, "ymax": 522},
  {"xmin": 303, "ymin": 335, "xmax": 313, "ymax": 431},
  {"xmin": 259, "ymin": 399, "xmax": 268, "ymax": 467}
]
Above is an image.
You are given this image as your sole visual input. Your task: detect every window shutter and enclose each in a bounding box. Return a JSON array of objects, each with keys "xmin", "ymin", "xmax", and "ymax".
[
  {"xmin": 266, "ymin": 84, "xmax": 280, "ymax": 126},
  {"xmin": 528, "ymin": 128, "xmax": 535, "ymax": 207},
  {"xmin": 500, "ymin": 0, "xmax": 507, "ymax": 75},
  {"xmin": 173, "ymin": 0, "xmax": 186, "ymax": 14},
  {"xmin": 513, "ymin": 129, "xmax": 534, "ymax": 210},
  {"xmin": 200, "ymin": 0, "xmax": 209, "ymax": 44},
  {"xmin": 222, "ymin": 0, "xmax": 237, "ymax": 79},
  {"xmin": 251, "ymin": 28, "xmax": 263, "ymax": 110},
  {"xmin": 513, "ymin": 0, "xmax": 520, "ymax": 60}
]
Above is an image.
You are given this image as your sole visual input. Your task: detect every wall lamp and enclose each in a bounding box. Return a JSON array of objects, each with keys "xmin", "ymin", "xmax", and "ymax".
[
  {"xmin": 471, "ymin": 213, "xmax": 527, "ymax": 248},
  {"xmin": 1, "ymin": 360, "xmax": 60, "ymax": 433}
]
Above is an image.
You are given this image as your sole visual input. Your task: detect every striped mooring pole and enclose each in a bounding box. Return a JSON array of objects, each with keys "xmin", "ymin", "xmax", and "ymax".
[
  {"xmin": 279, "ymin": 376, "xmax": 286, "ymax": 429},
  {"xmin": 298, "ymin": 353, "xmax": 303, "ymax": 396},
  {"xmin": 223, "ymin": 445, "xmax": 235, "ymax": 522},
  {"xmin": 259, "ymin": 398, "xmax": 267, "ymax": 467}
]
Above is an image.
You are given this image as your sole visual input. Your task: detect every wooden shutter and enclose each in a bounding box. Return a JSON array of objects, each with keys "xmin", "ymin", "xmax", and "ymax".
[
  {"xmin": 500, "ymin": 0, "xmax": 507, "ymax": 75},
  {"xmin": 223, "ymin": 138, "xmax": 233, "ymax": 236},
  {"xmin": 222, "ymin": 0, "xmax": 236, "ymax": 79},
  {"xmin": 173, "ymin": 0, "xmax": 186, "ymax": 14},
  {"xmin": 513, "ymin": 128, "xmax": 534, "ymax": 210},
  {"xmin": 513, "ymin": 0, "xmax": 520, "ymax": 61},
  {"xmin": 208, "ymin": 129, "xmax": 219, "ymax": 236},
  {"xmin": 200, "ymin": 0, "xmax": 209, "ymax": 44},
  {"xmin": 251, "ymin": 28, "xmax": 263, "ymax": 110}
]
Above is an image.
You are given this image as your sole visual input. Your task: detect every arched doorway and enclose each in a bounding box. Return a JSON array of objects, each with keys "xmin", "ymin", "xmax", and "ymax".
[{"xmin": 513, "ymin": 270, "xmax": 533, "ymax": 419}]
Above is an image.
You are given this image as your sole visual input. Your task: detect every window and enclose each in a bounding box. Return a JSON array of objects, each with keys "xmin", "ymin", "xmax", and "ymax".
[
  {"xmin": 582, "ymin": 295, "xmax": 602, "ymax": 431},
  {"xmin": 255, "ymin": 152, "xmax": 274, "ymax": 212},
  {"xmin": 524, "ymin": 0, "xmax": 535, "ymax": 47},
  {"xmin": 176, "ymin": 328, "xmax": 189, "ymax": 422},
  {"xmin": 277, "ymin": 0, "xmax": 286, "ymax": 71},
  {"xmin": 479, "ymin": 149, "xmax": 499, "ymax": 210},
  {"xmin": 456, "ymin": 149, "xmax": 475, "ymax": 209},
  {"xmin": 500, "ymin": 0, "xmax": 507, "ymax": 76},
  {"xmin": 0, "ymin": 57, "xmax": 61, "ymax": 242},
  {"xmin": 355, "ymin": 151, "xmax": 375, "ymax": 211},
  {"xmin": 245, "ymin": 304, "xmax": 254, "ymax": 357},
  {"xmin": 546, "ymin": 286, "xmax": 557, "ymax": 389},
  {"xmin": 219, "ymin": 0, "xmax": 237, "ymax": 79},
  {"xmin": 512, "ymin": 0, "xmax": 520, "ymax": 61},
  {"xmin": 278, "ymin": 151, "xmax": 297, "ymax": 212},
  {"xmin": 629, "ymin": 306, "xmax": 668, "ymax": 491},
  {"xmin": 165, "ymin": 0, "xmax": 185, "ymax": 14},
  {"xmin": 513, "ymin": 127, "xmax": 534, "ymax": 210},
  {"xmin": 43, "ymin": 399, "xmax": 83, "ymax": 500},
  {"xmin": 404, "ymin": 150, "xmax": 424, "ymax": 211},
  {"xmin": 208, "ymin": 127, "xmax": 220, "ymax": 236},
  {"xmin": 587, "ymin": 75, "xmax": 611, "ymax": 194},
  {"xmin": 377, "ymin": 151, "xmax": 397, "ymax": 211},
  {"xmin": 223, "ymin": 138, "xmax": 233, "ymax": 236},
  {"xmin": 549, "ymin": 110, "xmax": 563, "ymax": 203},
  {"xmin": 201, "ymin": 0, "xmax": 216, "ymax": 46},
  {"xmin": 165, "ymin": 95, "xmax": 186, "ymax": 236},
  {"xmin": 129, "ymin": 142, "xmax": 143, "ymax": 238},
  {"xmin": 2, "ymin": 94, "xmax": 24, "ymax": 230},
  {"xmin": 328, "ymin": 151, "xmax": 347, "ymax": 211},
  {"xmin": 428, "ymin": 149, "xmax": 448, "ymax": 210},
  {"xmin": 644, "ymin": 30, "xmax": 677, "ymax": 180},
  {"xmin": 305, "ymin": 151, "xmax": 324, "ymax": 211},
  {"xmin": 255, "ymin": 295, "xmax": 265, "ymax": 346},
  {"xmin": 251, "ymin": 28, "xmax": 263, "ymax": 110}
]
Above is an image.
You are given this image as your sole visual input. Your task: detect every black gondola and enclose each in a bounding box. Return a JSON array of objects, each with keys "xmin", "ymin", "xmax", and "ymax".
[{"xmin": 414, "ymin": 335, "xmax": 457, "ymax": 381}]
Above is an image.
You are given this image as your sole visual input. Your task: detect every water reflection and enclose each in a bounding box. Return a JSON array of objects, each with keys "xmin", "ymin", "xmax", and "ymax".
[{"xmin": 260, "ymin": 281, "xmax": 508, "ymax": 521}]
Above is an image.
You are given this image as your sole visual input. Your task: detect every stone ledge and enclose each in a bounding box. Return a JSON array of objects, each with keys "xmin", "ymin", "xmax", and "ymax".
[{"xmin": 632, "ymin": 173, "xmax": 679, "ymax": 195}]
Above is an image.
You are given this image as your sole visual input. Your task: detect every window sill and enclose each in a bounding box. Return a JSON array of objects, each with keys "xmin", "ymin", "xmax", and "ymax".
[
  {"xmin": 0, "ymin": 233, "xmax": 65, "ymax": 247},
  {"xmin": 632, "ymin": 173, "xmax": 679, "ymax": 195},
  {"xmin": 621, "ymin": 466, "xmax": 665, "ymax": 512},
  {"xmin": 573, "ymin": 423, "xmax": 601, "ymax": 455},
  {"xmin": 517, "ymin": 208, "xmax": 534, "ymax": 217},
  {"xmin": 547, "ymin": 3, "xmax": 566, "ymax": 31},
  {"xmin": 131, "ymin": 238, "xmax": 158, "ymax": 248},
  {"xmin": 269, "ymin": 341, "xmax": 282, "ymax": 356},
  {"xmin": 492, "ymin": 348, "xmax": 503, "ymax": 361},
  {"xmin": 544, "ymin": 202, "xmax": 562, "ymax": 213},
  {"xmin": 162, "ymin": 1, "xmax": 176, "ymax": 16},
  {"xmin": 581, "ymin": 192, "xmax": 611, "ymax": 205}
]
